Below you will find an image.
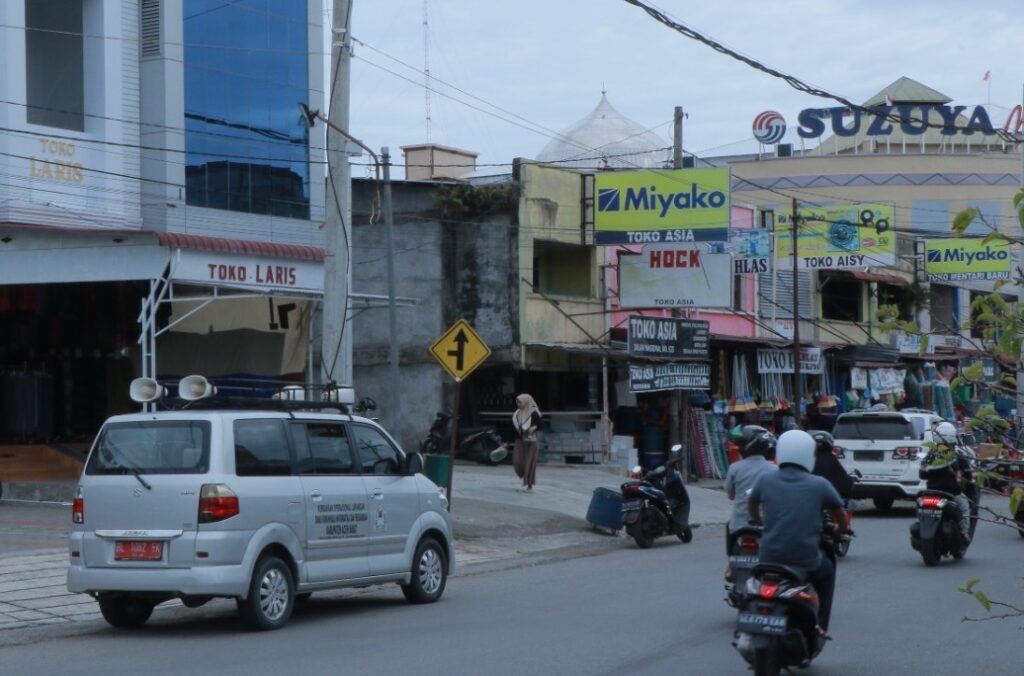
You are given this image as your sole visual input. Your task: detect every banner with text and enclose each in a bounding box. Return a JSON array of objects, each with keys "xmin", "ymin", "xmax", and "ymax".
[
  {"xmin": 730, "ymin": 229, "xmax": 771, "ymax": 274},
  {"xmin": 628, "ymin": 362, "xmax": 711, "ymax": 392},
  {"xmin": 595, "ymin": 168, "xmax": 731, "ymax": 245},
  {"xmin": 923, "ymin": 238, "xmax": 1011, "ymax": 282},
  {"xmin": 627, "ymin": 316, "xmax": 709, "ymax": 360},
  {"xmin": 775, "ymin": 203, "xmax": 896, "ymax": 270},
  {"xmin": 757, "ymin": 347, "xmax": 824, "ymax": 374},
  {"xmin": 618, "ymin": 245, "xmax": 733, "ymax": 309}
]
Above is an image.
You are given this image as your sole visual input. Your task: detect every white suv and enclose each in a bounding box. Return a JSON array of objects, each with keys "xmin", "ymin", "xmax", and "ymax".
[
  {"xmin": 67, "ymin": 408, "xmax": 454, "ymax": 630},
  {"xmin": 833, "ymin": 409, "xmax": 954, "ymax": 509}
]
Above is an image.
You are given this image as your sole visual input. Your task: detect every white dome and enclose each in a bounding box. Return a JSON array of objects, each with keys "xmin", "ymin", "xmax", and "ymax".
[{"xmin": 537, "ymin": 94, "xmax": 669, "ymax": 170}]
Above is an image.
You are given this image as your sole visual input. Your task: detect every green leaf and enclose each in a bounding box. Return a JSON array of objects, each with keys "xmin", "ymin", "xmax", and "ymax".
[
  {"xmin": 993, "ymin": 278, "xmax": 1010, "ymax": 291},
  {"xmin": 920, "ymin": 335, "xmax": 930, "ymax": 354},
  {"xmin": 1014, "ymin": 190, "xmax": 1024, "ymax": 209},
  {"xmin": 1011, "ymin": 487, "xmax": 1024, "ymax": 515},
  {"xmin": 962, "ymin": 362, "xmax": 985, "ymax": 382},
  {"xmin": 965, "ymin": 577, "xmax": 982, "ymax": 592},
  {"xmin": 976, "ymin": 406, "xmax": 997, "ymax": 418},
  {"xmin": 982, "ymin": 231, "xmax": 1008, "ymax": 245},
  {"xmin": 953, "ymin": 208, "xmax": 981, "ymax": 236},
  {"xmin": 974, "ymin": 590, "xmax": 992, "ymax": 612}
]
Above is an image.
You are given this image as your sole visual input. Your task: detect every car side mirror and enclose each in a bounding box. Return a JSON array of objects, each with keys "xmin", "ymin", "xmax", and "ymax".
[{"xmin": 405, "ymin": 452, "xmax": 424, "ymax": 476}]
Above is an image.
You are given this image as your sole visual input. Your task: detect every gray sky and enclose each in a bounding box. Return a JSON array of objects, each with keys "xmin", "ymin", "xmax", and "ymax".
[{"xmin": 345, "ymin": 0, "xmax": 1024, "ymax": 178}]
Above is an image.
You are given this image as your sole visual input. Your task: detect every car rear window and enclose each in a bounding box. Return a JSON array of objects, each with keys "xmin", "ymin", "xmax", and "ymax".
[
  {"xmin": 86, "ymin": 421, "xmax": 211, "ymax": 475},
  {"xmin": 832, "ymin": 417, "xmax": 916, "ymax": 441}
]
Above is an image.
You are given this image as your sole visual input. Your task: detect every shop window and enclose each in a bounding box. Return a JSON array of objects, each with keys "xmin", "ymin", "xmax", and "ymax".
[
  {"xmin": 25, "ymin": 0, "xmax": 85, "ymax": 130},
  {"xmin": 877, "ymin": 284, "xmax": 913, "ymax": 322},
  {"xmin": 820, "ymin": 273, "xmax": 862, "ymax": 322},
  {"xmin": 929, "ymin": 284, "xmax": 957, "ymax": 335},
  {"xmin": 534, "ymin": 241, "xmax": 591, "ymax": 297}
]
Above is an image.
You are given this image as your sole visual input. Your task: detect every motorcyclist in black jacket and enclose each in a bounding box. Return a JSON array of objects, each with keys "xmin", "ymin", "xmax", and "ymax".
[
  {"xmin": 919, "ymin": 421, "xmax": 973, "ymax": 543},
  {"xmin": 810, "ymin": 431, "xmax": 854, "ymax": 501}
]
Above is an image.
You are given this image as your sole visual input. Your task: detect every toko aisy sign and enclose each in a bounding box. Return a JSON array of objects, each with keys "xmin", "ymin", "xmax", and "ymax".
[{"xmin": 594, "ymin": 168, "xmax": 730, "ymax": 245}]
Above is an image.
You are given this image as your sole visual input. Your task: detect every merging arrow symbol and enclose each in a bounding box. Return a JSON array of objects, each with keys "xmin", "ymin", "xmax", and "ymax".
[{"xmin": 447, "ymin": 329, "xmax": 469, "ymax": 371}]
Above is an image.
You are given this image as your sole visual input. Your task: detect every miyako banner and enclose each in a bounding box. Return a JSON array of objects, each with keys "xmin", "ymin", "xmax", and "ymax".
[
  {"xmin": 775, "ymin": 203, "xmax": 896, "ymax": 270},
  {"xmin": 595, "ymin": 168, "xmax": 730, "ymax": 245},
  {"xmin": 923, "ymin": 238, "xmax": 1011, "ymax": 282},
  {"xmin": 618, "ymin": 245, "xmax": 733, "ymax": 309}
]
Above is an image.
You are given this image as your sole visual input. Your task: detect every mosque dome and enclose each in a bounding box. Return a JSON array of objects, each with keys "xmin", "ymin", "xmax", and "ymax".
[{"xmin": 536, "ymin": 94, "xmax": 669, "ymax": 169}]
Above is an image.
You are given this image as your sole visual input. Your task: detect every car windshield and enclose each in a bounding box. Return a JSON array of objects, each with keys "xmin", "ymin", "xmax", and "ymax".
[
  {"xmin": 832, "ymin": 418, "xmax": 916, "ymax": 441},
  {"xmin": 86, "ymin": 420, "xmax": 211, "ymax": 475}
]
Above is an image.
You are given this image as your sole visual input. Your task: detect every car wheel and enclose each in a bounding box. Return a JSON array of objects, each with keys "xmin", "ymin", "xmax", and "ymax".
[
  {"xmin": 402, "ymin": 537, "xmax": 448, "ymax": 604},
  {"xmin": 98, "ymin": 596, "xmax": 155, "ymax": 628},
  {"xmin": 873, "ymin": 497, "xmax": 894, "ymax": 511},
  {"xmin": 237, "ymin": 556, "xmax": 294, "ymax": 630}
]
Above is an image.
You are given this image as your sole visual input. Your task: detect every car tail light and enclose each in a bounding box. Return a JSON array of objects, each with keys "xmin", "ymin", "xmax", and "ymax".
[
  {"xmin": 198, "ymin": 484, "xmax": 239, "ymax": 524},
  {"xmin": 920, "ymin": 496, "xmax": 944, "ymax": 509},
  {"xmin": 892, "ymin": 447, "xmax": 916, "ymax": 459},
  {"xmin": 759, "ymin": 581, "xmax": 779, "ymax": 599},
  {"xmin": 738, "ymin": 535, "xmax": 759, "ymax": 554},
  {"xmin": 833, "ymin": 446, "xmax": 845, "ymax": 459},
  {"xmin": 72, "ymin": 486, "xmax": 84, "ymax": 524}
]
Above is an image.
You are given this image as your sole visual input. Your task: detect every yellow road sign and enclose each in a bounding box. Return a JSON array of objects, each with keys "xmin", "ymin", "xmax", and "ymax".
[{"xmin": 430, "ymin": 320, "xmax": 491, "ymax": 382}]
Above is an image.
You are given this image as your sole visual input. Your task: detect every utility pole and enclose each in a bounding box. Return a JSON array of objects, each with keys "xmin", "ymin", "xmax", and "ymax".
[
  {"xmin": 324, "ymin": 0, "xmax": 354, "ymax": 389},
  {"xmin": 382, "ymin": 148, "xmax": 401, "ymax": 440},
  {"xmin": 670, "ymin": 105, "xmax": 685, "ymax": 475},
  {"xmin": 791, "ymin": 198, "xmax": 802, "ymax": 425}
]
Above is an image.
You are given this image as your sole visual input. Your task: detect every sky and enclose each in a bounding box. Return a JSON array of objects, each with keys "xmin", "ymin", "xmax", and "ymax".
[{"xmin": 344, "ymin": 0, "xmax": 1024, "ymax": 180}]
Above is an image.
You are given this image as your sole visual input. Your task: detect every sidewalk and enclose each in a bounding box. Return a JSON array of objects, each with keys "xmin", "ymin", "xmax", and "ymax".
[{"xmin": 0, "ymin": 462, "xmax": 732, "ymax": 632}]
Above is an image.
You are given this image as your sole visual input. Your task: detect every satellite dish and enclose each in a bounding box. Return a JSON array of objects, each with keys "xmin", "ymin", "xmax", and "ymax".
[
  {"xmin": 129, "ymin": 377, "xmax": 166, "ymax": 403},
  {"xmin": 178, "ymin": 375, "xmax": 217, "ymax": 401}
]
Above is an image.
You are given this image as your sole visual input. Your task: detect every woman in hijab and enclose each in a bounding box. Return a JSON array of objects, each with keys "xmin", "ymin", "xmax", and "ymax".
[{"xmin": 512, "ymin": 394, "xmax": 542, "ymax": 492}]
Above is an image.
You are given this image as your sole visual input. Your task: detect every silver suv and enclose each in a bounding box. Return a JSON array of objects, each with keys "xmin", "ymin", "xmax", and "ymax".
[
  {"xmin": 67, "ymin": 408, "xmax": 453, "ymax": 630},
  {"xmin": 833, "ymin": 408, "xmax": 966, "ymax": 509}
]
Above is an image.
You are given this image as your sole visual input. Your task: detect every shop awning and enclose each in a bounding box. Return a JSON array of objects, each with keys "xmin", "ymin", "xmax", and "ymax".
[
  {"xmin": 155, "ymin": 232, "xmax": 324, "ymax": 262},
  {"xmin": 851, "ymin": 270, "xmax": 909, "ymax": 285}
]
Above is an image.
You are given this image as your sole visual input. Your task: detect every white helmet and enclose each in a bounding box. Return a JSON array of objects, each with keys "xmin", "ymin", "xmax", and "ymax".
[
  {"xmin": 776, "ymin": 429, "xmax": 816, "ymax": 472},
  {"xmin": 933, "ymin": 421, "xmax": 957, "ymax": 447}
]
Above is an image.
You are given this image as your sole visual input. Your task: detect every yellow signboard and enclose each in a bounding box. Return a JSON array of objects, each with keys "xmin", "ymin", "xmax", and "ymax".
[
  {"xmin": 924, "ymin": 238, "xmax": 1011, "ymax": 282},
  {"xmin": 775, "ymin": 203, "xmax": 896, "ymax": 270},
  {"xmin": 594, "ymin": 168, "xmax": 731, "ymax": 245},
  {"xmin": 430, "ymin": 320, "xmax": 491, "ymax": 382}
]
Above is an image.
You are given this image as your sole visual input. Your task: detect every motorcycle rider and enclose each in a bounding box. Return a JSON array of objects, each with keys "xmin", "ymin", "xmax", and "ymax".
[
  {"xmin": 919, "ymin": 421, "xmax": 973, "ymax": 543},
  {"xmin": 724, "ymin": 425, "xmax": 777, "ymax": 555},
  {"xmin": 810, "ymin": 431, "xmax": 854, "ymax": 501},
  {"xmin": 748, "ymin": 429, "xmax": 848, "ymax": 635}
]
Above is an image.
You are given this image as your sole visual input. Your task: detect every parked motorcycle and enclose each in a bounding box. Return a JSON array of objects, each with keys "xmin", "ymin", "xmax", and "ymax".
[
  {"xmin": 419, "ymin": 411, "xmax": 507, "ymax": 465},
  {"xmin": 725, "ymin": 525, "xmax": 762, "ymax": 608},
  {"xmin": 909, "ymin": 483, "xmax": 980, "ymax": 566},
  {"xmin": 733, "ymin": 527, "xmax": 842, "ymax": 675},
  {"xmin": 620, "ymin": 445, "xmax": 692, "ymax": 548}
]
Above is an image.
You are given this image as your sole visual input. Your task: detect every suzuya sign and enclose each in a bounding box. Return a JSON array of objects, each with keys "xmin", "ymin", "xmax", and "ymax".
[
  {"xmin": 923, "ymin": 238, "xmax": 1010, "ymax": 282},
  {"xmin": 757, "ymin": 347, "xmax": 823, "ymax": 374},
  {"xmin": 594, "ymin": 168, "xmax": 730, "ymax": 245},
  {"xmin": 795, "ymin": 104, "xmax": 1001, "ymax": 139},
  {"xmin": 618, "ymin": 245, "xmax": 732, "ymax": 309},
  {"xmin": 775, "ymin": 204, "xmax": 896, "ymax": 270}
]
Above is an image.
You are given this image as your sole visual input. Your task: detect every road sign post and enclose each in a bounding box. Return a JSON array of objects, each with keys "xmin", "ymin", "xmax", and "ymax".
[{"xmin": 429, "ymin": 320, "xmax": 492, "ymax": 510}]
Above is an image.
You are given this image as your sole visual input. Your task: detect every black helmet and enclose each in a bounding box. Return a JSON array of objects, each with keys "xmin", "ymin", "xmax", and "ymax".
[
  {"xmin": 738, "ymin": 425, "xmax": 776, "ymax": 458},
  {"xmin": 811, "ymin": 430, "xmax": 834, "ymax": 457}
]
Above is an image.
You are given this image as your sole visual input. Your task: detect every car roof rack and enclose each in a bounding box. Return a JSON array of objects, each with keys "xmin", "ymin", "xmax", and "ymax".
[
  {"xmin": 160, "ymin": 397, "xmax": 355, "ymax": 416},
  {"xmin": 898, "ymin": 408, "xmax": 938, "ymax": 415}
]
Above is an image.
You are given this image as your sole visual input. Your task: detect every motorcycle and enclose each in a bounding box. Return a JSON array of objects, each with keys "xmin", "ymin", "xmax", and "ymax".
[
  {"xmin": 725, "ymin": 525, "xmax": 762, "ymax": 608},
  {"xmin": 620, "ymin": 445, "xmax": 693, "ymax": 548},
  {"xmin": 827, "ymin": 502, "xmax": 856, "ymax": 559},
  {"xmin": 909, "ymin": 483, "xmax": 980, "ymax": 566},
  {"xmin": 419, "ymin": 411, "xmax": 507, "ymax": 465},
  {"xmin": 733, "ymin": 527, "xmax": 843, "ymax": 675}
]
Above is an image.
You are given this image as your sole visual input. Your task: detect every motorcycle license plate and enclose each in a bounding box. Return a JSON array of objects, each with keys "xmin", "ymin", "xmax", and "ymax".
[
  {"xmin": 621, "ymin": 499, "xmax": 642, "ymax": 524},
  {"xmin": 728, "ymin": 554, "xmax": 758, "ymax": 568},
  {"xmin": 736, "ymin": 611, "xmax": 787, "ymax": 636}
]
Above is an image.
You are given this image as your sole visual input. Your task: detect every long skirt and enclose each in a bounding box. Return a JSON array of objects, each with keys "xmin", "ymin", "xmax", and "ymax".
[{"xmin": 513, "ymin": 439, "xmax": 538, "ymax": 488}]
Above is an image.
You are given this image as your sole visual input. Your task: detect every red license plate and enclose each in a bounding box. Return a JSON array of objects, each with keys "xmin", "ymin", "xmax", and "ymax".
[{"xmin": 114, "ymin": 540, "xmax": 163, "ymax": 561}]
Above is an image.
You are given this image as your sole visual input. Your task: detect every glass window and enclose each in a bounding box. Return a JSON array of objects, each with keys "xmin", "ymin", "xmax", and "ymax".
[
  {"xmin": 351, "ymin": 425, "xmax": 402, "ymax": 475},
  {"xmin": 234, "ymin": 419, "xmax": 292, "ymax": 476},
  {"xmin": 86, "ymin": 421, "xmax": 211, "ymax": 475},
  {"xmin": 183, "ymin": 0, "xmax": 310, "ymax": 218},
  {"xmin": 833, "ymin": 417, "xmax": 915, "ymax": 441},
  {"xmin": 25, "ymin": 0, "xmax": 84, "ymax": 130},
  {"xmin": 295, "ymin": 423, "xmax": 356, "ymax": 475},
  {"xmin": 820, "ymin": 273, "xmax": 862, "ymax": 322}
]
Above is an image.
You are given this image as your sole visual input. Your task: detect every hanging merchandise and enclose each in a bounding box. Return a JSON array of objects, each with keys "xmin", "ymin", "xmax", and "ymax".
[{"xmin": 689, "ymin": 410, "xmax": 729, "ymax": 479}]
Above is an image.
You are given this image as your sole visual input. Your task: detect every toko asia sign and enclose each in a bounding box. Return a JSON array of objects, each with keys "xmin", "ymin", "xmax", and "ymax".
[
  {"xmin": 775, "ymin": 204, "xmax": 895, "ymax": 270},
  {"xmin": 923, "ymin": 238, "xmax": 1011, "ymax": 282},
  {"xmin": 594, "ymin": 168, "xmax": 730, "ymax": 245}
]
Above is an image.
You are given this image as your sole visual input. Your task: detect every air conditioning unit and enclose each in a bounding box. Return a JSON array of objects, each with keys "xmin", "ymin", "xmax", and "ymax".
[
  {"xmin": 776, "ymin": 143, "xmax": 792, "ymax": 158},
  {"xmin": 932, "ymin": 334, "xmax": 963, "ymax": 349}
]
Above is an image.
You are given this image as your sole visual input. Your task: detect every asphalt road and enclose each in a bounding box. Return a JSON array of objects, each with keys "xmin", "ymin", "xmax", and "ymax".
[{"xmin": 2, "ymin": 498, "xmax": 1023, "ymax": 675}]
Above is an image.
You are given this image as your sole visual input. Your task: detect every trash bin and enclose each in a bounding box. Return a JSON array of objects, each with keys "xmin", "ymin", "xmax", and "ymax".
[
  {"xmin": 423, "ymin": 453, "xmax": 450, "ymax": 490},
  {"xmin": 586, "ymin": 487, "xmax": 623, "ymax": 533}
]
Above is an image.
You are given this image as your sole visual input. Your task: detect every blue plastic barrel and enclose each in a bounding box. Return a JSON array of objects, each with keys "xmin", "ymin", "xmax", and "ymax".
[{"xmin": 586, "ymin": 487, "xmax": 623, "ymax": 532}]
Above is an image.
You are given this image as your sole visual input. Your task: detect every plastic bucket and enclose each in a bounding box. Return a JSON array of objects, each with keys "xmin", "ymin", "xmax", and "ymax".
[
  {"xmin": 586, "ymin": 487, "xmax": 623, "ymax": 532},
  {"xmin": 423, "ymin": 453, "xmax": 450, "ymax": 489}
]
